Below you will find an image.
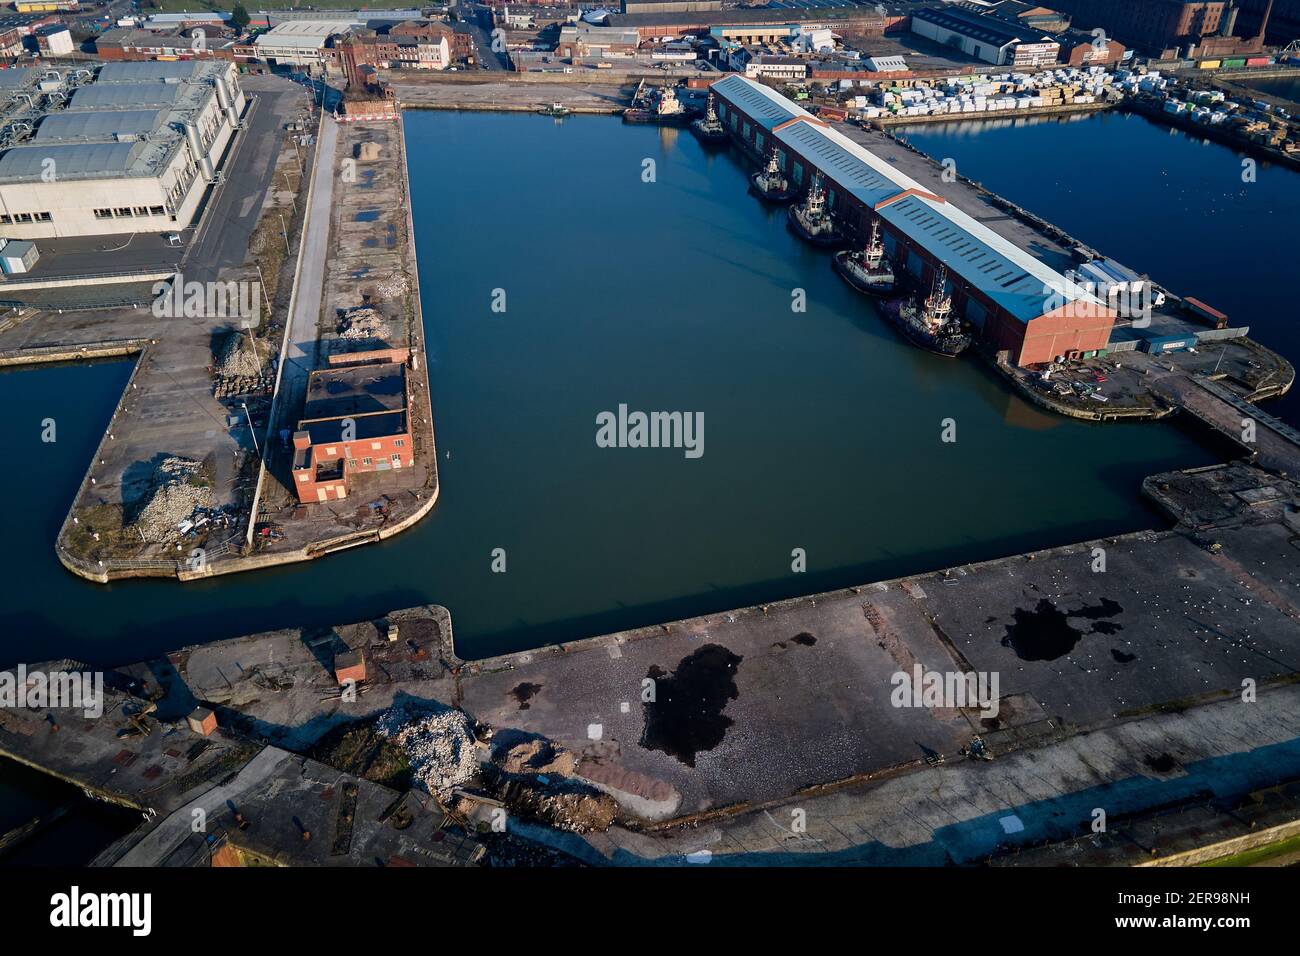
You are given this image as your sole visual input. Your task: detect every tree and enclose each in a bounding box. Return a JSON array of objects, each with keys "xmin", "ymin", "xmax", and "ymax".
[{"xmin": 230, "ymin": 2, "xmax": 250, "ymax": 33}]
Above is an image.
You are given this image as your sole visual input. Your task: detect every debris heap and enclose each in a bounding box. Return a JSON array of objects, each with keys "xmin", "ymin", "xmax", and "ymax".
[
  {"xmin": 338, "ymin": 306, "xmax": 391, "ymax": 341},
  {"xmin": 134, "ymin": 457, "xmax": 215, "ymax": 543},
  {"xmin": 377, "ymin": 707, "xmax": 480, "ymax": 794},
  {"xmin": 213, "ymin": 331, "xmax": 271, "ymax": 398}
]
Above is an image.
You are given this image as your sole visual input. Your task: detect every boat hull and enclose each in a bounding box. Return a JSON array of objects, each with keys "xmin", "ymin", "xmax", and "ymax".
[
  {"xmin": 749, "ymin": 173, "xmax": 795, "ymax": 203},
  {"xmin": 832, "ymin": 251, "xmax": 896, "ymax": 296},
  {"xmin": 882, "ymin": 299, "xmax": 972, "ymax": 357},
  {"xmin": 787, "ymin": 204, "xmax": 845, "ymax": 248},
  {"xmin": 623, "ymin": 109, "xmax": 689, "ymax": 126},
  {"xmin": 690, "ymin": 120, "xmax": 730, "ymax": 145}
]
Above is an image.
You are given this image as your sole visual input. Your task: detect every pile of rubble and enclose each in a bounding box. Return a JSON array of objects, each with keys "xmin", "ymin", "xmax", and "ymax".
[
  {"xmin": 494, "ymin": 778, "xmax": 618, "ymax": 834},
  {"xmin": 371, "ymin": 272, "xmax": 407, "ymax": 301},
  {"xmin": 338, "ymin": 306, "xmax": 391, "ymax": 342},
  {"xmin": 377, "ymin": 707, "xmax": 480, "ymax": 794},
  {"xmin": 133, "ymin": 457, "xmax": 215, "ymax": 543},
  {"xmin": 212, "ymin": 332, "xmax": 271, "ymax": 398}
]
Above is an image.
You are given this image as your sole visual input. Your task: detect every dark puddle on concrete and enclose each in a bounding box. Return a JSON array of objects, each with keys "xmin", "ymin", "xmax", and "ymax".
[
  {"xmin": 641, "ymin": 644, "xmax": 742, "ymax": 767},
  {"xmin": 355, "ymin": 209, "xmax": 381, "ymax": 222},
  {"xmin": 1001, "ymin": 597, "xmax": 1123, "ymax": 661},
  {"xmin": 509, "ymin": 681, "xmax": 542, "ymax": 710}
]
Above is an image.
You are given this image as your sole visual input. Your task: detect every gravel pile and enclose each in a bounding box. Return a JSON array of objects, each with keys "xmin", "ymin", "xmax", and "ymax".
[
  {"xmin": 377, "ymin": 707, "xmax": 480, "ymax": 794},
  {"xmin": 372, "ymin": 272, "xmax": 407, "ymax": 300},
  {"xmin": 338, "ymin": 306, "xmax": 391, "ymax": 341},
  {"xmin": 213, "ymin": 332, "xmax": 271, "ymax": 398},
  {"xmin": 134, "ymin": 458, "xmax": 215, "ymax": 543}
]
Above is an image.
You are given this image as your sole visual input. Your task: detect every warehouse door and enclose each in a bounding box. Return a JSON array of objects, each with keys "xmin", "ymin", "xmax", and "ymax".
[{"xmin": 965, "ymin": 298, "xmax": 987, "ymax": 330}]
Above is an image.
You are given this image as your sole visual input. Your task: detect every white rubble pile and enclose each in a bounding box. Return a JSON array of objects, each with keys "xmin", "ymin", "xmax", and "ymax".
[
  {"xmin": 372, "ymin": 272, "xmax": 407, "ymax": 300},
  {"xmin": 134, "ymin": 457, "xmax": 215, "ymax": 542},
  {"xmin": 338, "ymin": 306, "xmax": 391, "ymax": 341},
  {"xmin": 378, "ymin": 707, "xmax": 480, "ymax": 793}
]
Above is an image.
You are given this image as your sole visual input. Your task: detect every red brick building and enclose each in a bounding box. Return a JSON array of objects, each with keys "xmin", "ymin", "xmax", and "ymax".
[
  {"xmin": 1047, "ymin": 0, "xmax": 1226, "ymax": 51},
  {"xmin": 712, "ymin": 76, "xmax": 1114, "ymax": 366},
  {"xmin": 291, "ymin": 360, "xmax": 414, "ymax": 503}
]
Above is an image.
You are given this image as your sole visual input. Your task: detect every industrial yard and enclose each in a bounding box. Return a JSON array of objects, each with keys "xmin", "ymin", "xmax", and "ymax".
[{"xmin": 6, "ymin": 459, "xmax": 1300, "ymax": 866}]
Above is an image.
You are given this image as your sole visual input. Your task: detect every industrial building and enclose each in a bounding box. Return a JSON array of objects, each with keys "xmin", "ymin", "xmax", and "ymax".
[
  {"xmin": 1045, "ymin": 0, "xmax": 1227, "ymax": 52},
  {"xmin": 910, "ymin": 6, "xmax": 1061, "ymax": 66},
  {"xmin": 0, "ymin": 60, "xmax": 246, "ymax": 239},
  {"xmin": 291, "ymin": 361, "xmax": 414, "ymax": 503},
  {"xmin": 710, "ymin": 75, "xmax": 1113, "ymax": 365}
]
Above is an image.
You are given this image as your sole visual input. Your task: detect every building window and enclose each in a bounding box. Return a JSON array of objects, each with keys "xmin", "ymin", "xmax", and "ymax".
[
  {"xmin": 94, "ymin": 209, "xmax": 112, "ymax": 219},
  {"xmin": 362, "ymin": 457, "xmax": 373, "ymax": 466},
  {"xmin": 34, "ymin": 211, "xmax": 50, "ymax": 222},
  {"xmin": 393, "ymin": 439, "xmax": 405, "ymax": 447},
  {"xmin": 114, "ymin": 208, "xmax": 133, "ymax": 217},
  {"xmin": 149, "ymin": 206, "xmax": 165, "ymax": 215},
  {"xmin": 14, "ymin": 213, "xmax": 31, "ymax": 222},
  {"xmin": 0, "ymin": 215, "xmax": 8, "ymax": 224},
  {"xmin": 133, "ymin": 206, "xmax": 149, "ymax": 216}
]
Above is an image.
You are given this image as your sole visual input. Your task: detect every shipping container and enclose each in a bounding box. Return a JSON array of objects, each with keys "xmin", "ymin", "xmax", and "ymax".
[
  {"xmin": 1198, "ymin": 59, "xmax": 1221, "ymax": 70},
  {"xmin": 1222, "ymin": 57, "xmax": 1245, "ymax": 69},
  {"xmin": 1247, "ymin": 57, "xmax": 1272, "ymax": 67}
]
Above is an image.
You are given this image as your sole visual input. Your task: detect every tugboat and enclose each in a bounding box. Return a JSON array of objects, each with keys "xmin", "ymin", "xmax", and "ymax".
[
  {"xmin": 786, "ymin": 172, "xmax": 845, "ymax": 248},
  {"xmin": 883, "ymin": 266, "xmax": 973, "ymax": 357},
  {"xmin": 538, "ymin": 102, "xmax": 571, "ymax": 118},
  {"xmin": 623, "ymin": 84, "xmax": 689, "ymax": 126},
  {"xmin": 832, "ymin": 220, "xmax": 896, "ymax": 296},
  {"xmin": 690, "ymin": 92, "xmax": 729, "ymax": 146},
  {"xmin": 749, "ymin": 147, "xmax": 795, "ymax": 202}
]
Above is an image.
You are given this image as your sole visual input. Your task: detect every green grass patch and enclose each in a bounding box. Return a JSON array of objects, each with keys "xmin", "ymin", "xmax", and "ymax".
[{"xmin": 1203, "ymin": 832, "xmax": 1300, "ymax": 867}]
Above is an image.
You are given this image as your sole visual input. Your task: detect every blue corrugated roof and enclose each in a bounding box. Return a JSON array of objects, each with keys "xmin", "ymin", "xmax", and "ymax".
[{"xmin": 712, "ymin": 73, "xmax": 814, "ymax": 131}]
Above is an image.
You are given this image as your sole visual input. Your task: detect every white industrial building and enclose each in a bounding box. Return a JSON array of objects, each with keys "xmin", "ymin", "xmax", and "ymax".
[
  {"xmin": 0, "ymin": 60, "xmax": 246, "ymax": 239},
  {"xmin": 253, "ymin": 20, "xmax": 354, "ymax": 68}
]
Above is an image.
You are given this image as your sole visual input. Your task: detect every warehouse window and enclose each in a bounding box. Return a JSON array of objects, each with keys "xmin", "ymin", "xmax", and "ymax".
[
  {"xmin": 0, "ymin": 215, "xmax": 8, "ymax": 224},
  {"xmin": 34, "ymin": 212, "xmax": 50, "ymax": 222},
  {"xmin": 13, "ymin": 213, "xmax": 31, "ymax": 223},
  {"xmin": 94, "ymin": 208, "xmax": 112, "ymax": 219},
  {"xmin": 133, "ymin": 206, "xmax": 149, "ymax": 216},
  {"xmin": 114, "ymin": 208, "xmax": 133, "ymax": 217},
  {"xmin": 149, "ymin": 206, "xmax": 165, "ymax": 215}
]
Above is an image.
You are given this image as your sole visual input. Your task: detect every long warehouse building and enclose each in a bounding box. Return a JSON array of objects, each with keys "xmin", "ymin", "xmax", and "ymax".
[
  {"xmin": 0, "ymin": 60, "xmax": 246, "ymax": 239},
  {"xmin": 711, "ymin": 74, "xmax": 1114, "ymax": 366}
]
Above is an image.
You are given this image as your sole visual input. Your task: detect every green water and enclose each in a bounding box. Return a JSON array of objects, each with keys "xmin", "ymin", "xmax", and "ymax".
[{"xmin": 0, "ymin": 111, "xmax": 1218, "ymax": 668}]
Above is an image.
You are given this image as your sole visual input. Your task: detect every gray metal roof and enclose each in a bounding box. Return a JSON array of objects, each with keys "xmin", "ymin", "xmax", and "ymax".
[
  {"xmin": 877, "ymin": 193, "xmax": 1100, "ymax": 323},
  {"xmin": 0, "ymin": 141, "xmax": 146, "ymax": 181},
  {"xmin": 712, "ymin": 74, "xmax": 815, "ymax": 132},
  {"xmin": 775, "ymin": 118, "xmax": 930, "ymax": 209},
  {"xmin": 34, "ymin": 109, "xmax": 168, "ymax": 141},
  {"xmin": 95, "ymin": 61, "xmax": 206, "ymax": 84},
  {"xmin": 69, "ymin": 82, "xmax": 188, "ymax": 109},
  {"xmin": 0, "ymin": 67, "xmax": 36, "ymax": 92}
]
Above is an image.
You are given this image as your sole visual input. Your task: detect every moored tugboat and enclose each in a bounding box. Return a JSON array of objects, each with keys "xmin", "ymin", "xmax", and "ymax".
[
  {"xmin": 832, "ymin": 220, "xmax": 896, "ymax": 296},
  {"xmin": 883, "ymin": 266, "xmax": 973, "ymax": 357},
  {"xmin": 623, "ymin": 84, "xmax": 690, "ymax": 126},
  {"xmin": 538, "ymin": 102, "xmax": 571, "ymax": 118},
  {"xmin": 690, "ymin": 92, "xmax": 729, "ymax": 146},
  {"xmin": 786, "ymin": 172, "xmax": 845, "ymax": 248},
  {"xmin": 749, "ymin": 147, "xmax": 795, "ymax": 202}
]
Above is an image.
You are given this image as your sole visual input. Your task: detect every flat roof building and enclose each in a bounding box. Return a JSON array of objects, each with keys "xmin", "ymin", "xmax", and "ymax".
[
  {"xmin": 710, "ymin": 75, "xmax": 1113, "ymax": 365},
  {"xmin": 910, "ymin": 6, "xmax": 1061, "ymax": 66},
  {"xmin": 0, "ymin": 60, "xmax": 246, "ymax": 239},
  {"xmin": 291, "ymin": 361, "xmax": 415, "ymax": 503}
]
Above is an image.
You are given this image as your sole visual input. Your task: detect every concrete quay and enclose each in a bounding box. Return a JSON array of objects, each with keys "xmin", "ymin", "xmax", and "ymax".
[
  {"xmin": 6, "ymin": 460, "xmax": 1300, "ymax": 865},
  {"xmin": 0, "ymin": 78, "xmax": 438, "ymax": 584}
]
